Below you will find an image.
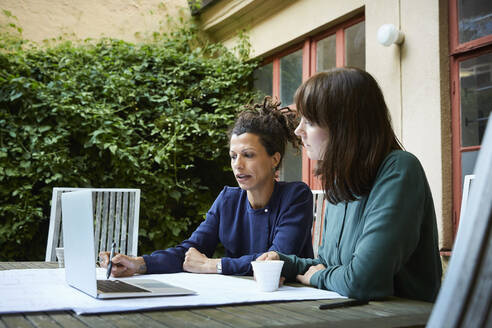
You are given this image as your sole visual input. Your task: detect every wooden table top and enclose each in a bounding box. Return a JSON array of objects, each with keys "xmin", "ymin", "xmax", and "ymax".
[{"xmin": 0, "ymin": 262, "xmax": 433, "ymax": 328}]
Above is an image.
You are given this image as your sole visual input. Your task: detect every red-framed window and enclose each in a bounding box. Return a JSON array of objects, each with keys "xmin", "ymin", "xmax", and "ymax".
[
  {"xmin": 449, "ymin": 0, "xmax": 492, "ymax": 238},
  {"xmin": 253, "ymin": 14, "xmax": 365, "ymax": 188}
]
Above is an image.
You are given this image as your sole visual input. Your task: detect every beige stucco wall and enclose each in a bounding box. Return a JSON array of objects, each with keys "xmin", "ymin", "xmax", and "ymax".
[
  {"xmin": 198, "ymin": 0, "xmax": 451, "ymax": 249},
  {"xmin": 399, "ymin": 0, "xmax": 451, "ymax": 249},
  {"xmin": 0, "ymin": 0, "xmax": 190, "ymax": 44}
]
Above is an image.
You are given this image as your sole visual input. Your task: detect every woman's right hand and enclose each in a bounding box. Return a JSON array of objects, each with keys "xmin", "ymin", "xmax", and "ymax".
[
  {"xmin": 99, "ymin": 252, "xmax": 147, "ymax": 277},
  {"xmin": 256, "ymin": 251, "xmax": 280, "ymax": 261}
]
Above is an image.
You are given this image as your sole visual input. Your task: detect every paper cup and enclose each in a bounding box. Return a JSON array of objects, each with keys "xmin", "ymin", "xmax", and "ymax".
[
  {"xmin": 55, "ymin": 247, "xmax": 64, "ymax": 268},
  {"xmin": 251, "ymin": 260, "xmax": 284, "ymax": 292}
]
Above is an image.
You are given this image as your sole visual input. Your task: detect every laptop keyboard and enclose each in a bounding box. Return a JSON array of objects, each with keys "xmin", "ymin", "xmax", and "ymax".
[{"xmin": 97, "ymin": 279, "xmax": 149, "ymax": 293}]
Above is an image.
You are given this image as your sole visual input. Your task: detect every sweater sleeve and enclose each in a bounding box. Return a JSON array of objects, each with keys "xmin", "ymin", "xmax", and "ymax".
[
  {"xmin": 278, "ymin": 253, "xmax": 321, "ymax": 281},
  {"xmin": 142, "ymin": 192, "xmax": 222, "ymax": 274},
  {"xmin": 310, "ymin": 154, "xmax": 429, "ymax": 300},
  {"xmin": 273, "ymin": 183, "xmax": 314, "ymax": 253},
  {"xmin": 221, "ymin": 183, "xmax": 314, "ymax": 275},
  {"xmin": 221, "ymin": 254, "xmax": 255, "ymax": 275}
]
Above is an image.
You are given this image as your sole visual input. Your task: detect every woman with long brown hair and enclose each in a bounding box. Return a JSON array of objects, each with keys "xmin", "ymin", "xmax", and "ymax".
[{"xmin": 258, "ymin": 68, "xmax": 442, "ymax": 302}]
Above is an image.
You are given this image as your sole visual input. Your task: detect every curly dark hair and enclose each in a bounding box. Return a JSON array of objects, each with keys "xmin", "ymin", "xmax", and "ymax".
[{"xmin": 229, "ymin": 97, "xmax": 301, "ymax": 171}]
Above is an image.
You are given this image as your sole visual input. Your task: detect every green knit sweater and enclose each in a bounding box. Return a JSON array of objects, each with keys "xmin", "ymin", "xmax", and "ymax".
[{"xmin": 279, "ymin": 150, "xmax": 442, "ymax": 302}]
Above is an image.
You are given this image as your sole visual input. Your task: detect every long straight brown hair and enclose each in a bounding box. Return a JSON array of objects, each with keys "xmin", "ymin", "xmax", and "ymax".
[{"xmin": 295, "ymin": 67, "xmax": 402, "ymax": 204}]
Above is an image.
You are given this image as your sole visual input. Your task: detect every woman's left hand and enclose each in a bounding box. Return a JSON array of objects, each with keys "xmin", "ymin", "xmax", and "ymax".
[
  {"xmin": 183, "ymin": 247, "xmax": 220, "ymax": 273},
  {"xmin": 296, "ymin": 264, "xmax": 326, "ymax": 285}
]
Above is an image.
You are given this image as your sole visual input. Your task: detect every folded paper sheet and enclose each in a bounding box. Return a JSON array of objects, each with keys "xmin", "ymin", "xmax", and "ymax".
[{"xmin": 0, "ymin": 268, "xmax": 344, "ymax": 315}]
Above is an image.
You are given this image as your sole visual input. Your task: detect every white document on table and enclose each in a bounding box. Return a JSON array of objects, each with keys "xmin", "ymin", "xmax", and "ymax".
[{"xmin": 0, "ymin": 268, "xmax": 345, "ymax": 315}]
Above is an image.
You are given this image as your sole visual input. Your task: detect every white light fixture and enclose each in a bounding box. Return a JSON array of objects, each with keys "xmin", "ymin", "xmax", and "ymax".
[{"xmin": 377, "ymin": 24, "xmax": 405, "ymax": 47}]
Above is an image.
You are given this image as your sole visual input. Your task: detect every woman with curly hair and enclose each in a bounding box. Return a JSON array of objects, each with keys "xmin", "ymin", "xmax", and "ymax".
[
  {"xmin": 258, "ymin": 68, "xmax": 442, "ymax": 302},
  {"xmin": 101, "ymin": 97, "xmax": 314, "ymax": 276}
]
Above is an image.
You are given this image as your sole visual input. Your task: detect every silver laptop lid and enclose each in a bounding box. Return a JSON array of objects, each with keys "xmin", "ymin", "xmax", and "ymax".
[{"xmin": 61, "ymin": 190, "xmax": 98, "ymax": 297}]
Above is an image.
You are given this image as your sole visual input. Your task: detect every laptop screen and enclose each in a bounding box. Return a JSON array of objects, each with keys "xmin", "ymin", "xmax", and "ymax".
[{"xmin": 61, "ymin": 190, "xmax": 99, "ymax": 297}]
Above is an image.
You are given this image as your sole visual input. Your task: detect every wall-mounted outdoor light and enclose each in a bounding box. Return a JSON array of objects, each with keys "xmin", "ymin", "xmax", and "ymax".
[{"xmin": 377, "ymin": 24, "xmax": 405, "ymax": 46}]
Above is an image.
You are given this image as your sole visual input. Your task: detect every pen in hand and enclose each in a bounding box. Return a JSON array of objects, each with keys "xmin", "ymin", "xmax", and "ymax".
[{"xmin": 106, "ymin": 242, "xmax": 116, "ymax": 279}]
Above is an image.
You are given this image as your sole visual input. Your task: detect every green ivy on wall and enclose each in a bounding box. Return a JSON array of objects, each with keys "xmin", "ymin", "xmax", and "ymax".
[{"xmin": 0, "ymin": 21, "xmax": 258, "ymax": 260}]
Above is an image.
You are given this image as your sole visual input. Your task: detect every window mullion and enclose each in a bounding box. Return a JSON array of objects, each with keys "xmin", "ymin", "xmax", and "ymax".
[
  {"xmin": 336, "ymin": 28, "xmax": 345, "ymax": 67},
  {"xmin": 272, "ymin": 58, "xmax": 280, "ymax": 99},
  {"xmin": 302, "ymin": 39, "xmax": 311, "ymax": 82},
  {"xmin": 450, "ymin": 54, "xmax": 462, "ymax": 239}
]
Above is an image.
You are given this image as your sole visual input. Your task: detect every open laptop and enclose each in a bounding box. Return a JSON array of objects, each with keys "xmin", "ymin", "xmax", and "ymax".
[{"xmin": 61, "ymin": 189, "xmax": 196, "ymax": 299}]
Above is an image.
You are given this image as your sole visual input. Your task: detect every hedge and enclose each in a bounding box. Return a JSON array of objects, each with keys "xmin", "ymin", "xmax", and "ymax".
[{"xmin": 0, "ymin": 21, "xmax": 258, "ymax": 260}]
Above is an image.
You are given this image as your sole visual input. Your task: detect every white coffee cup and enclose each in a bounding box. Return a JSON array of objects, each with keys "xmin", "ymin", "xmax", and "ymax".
[
  {"xmin": 251, "ymin": 260, "xmax": 284, "ymax": 292},
  {"xmin": 55, "ymin": 247, "xmax": 64, "ymax": 268}
]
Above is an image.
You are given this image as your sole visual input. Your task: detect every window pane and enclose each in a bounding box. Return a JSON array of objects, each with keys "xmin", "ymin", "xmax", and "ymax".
[
  {"xmin": 461, "ymin": 150, "xmax": 479, "ymax": 186},
  {"xmin": 316, "ymin": 34, "xmax": 336, "ymax": 72},
  {"xmin": 279, "ymin": 143, "xmax": 302, "ymax": 182},
  {"xmin": 280, "ymin": 49, "xmax": 302, "ymax": 106},
  {"xmin": 345, "ymin": 21, "xmax": 365, "ymax": 69},
  {"xmin": 458, "ymin": 0, "xmax": 492, "ymax": 44},
  {"xmin": 253, "ymin": 62, "xmax": 273, "ymax": 101},
  {"xmin": 460, "ymin": 52, "xmax": 492, "ymax": 147}
]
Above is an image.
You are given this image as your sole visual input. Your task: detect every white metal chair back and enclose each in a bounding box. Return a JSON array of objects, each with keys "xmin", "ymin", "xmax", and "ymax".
[
  {"xmin": 459, "ymin": 174, "xmax": 475, "ymax": 225},
  {"xmin": 312, "ymin": 190, "xmax": 326, "ymax": 258},
  {"xmin": 45, "ymin": 187, "xmax": 141, "ymax": 261}
]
